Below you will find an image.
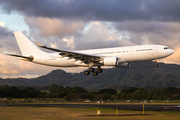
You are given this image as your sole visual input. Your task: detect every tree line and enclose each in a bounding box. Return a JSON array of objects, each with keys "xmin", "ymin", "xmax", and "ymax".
[{"xmin": 0, "ymin": 84, "xmax": 180, "ymax": 101}]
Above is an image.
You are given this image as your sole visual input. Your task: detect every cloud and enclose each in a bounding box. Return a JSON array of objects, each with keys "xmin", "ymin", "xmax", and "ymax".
[
  {"xmin": 24, "ymin": 18, "xmax": 180, "ymax": 51},
  {"xmin": 1, "ymin": 0, "xmax": 180, "ymax": 22},
  {"xmin": 0, "ymin": 26, "xmax": 17, "ymax": 52},
  {"xmin": 63, "ymin": 36, "xmax": 75, "ymax": 50},
  {"xmin": 73, "ymin": 22, "xmax": 124, "ymax": 50},
  {"xmin": 114, "ymin": 21, "xmax": 180, "ymax": 48},
  {"xmin": 0, "ymin": 22, "xmax": 5, "ymax": 27},
  {"xmin": 0, "ymin": 26, "xmax": 13, "ymax": 37},
  {"xmin": 115, "ymin": 21, "xmax": 180, "ymax": 33},
  {"xmin": 24, "ymin": 17, "xmax": 84, "ymax": 37},
  {"xmin": 23, "ymin": 17, "xmax": 85, "ymax": 51}
]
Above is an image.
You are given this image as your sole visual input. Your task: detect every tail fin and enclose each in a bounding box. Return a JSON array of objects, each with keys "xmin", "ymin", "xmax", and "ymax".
[{"xmin": 14, "ymin": 31, "xmax": 45, "ymax": 56}]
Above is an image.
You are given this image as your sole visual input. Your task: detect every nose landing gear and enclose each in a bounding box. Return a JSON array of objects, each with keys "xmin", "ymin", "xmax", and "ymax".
[{"xmin": 154, "ymin": 60, "xmax": 158, "ymax": 67}]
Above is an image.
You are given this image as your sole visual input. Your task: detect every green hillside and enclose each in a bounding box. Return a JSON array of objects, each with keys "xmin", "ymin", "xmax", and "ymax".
[{"xmin": 1, "ymin": 62, "xmax": 180, "ymax": 89}]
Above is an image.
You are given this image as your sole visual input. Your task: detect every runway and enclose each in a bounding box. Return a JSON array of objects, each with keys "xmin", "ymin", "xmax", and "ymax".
[{"xmin": 0, "ymin": 103, "xmax": 180, "ymax": 111}]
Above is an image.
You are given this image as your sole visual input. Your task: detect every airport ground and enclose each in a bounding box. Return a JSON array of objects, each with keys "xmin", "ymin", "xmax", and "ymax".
[
  {"xmin": 0, "ymin": 102, "xmax": 180, "ymax": 120},
  {"xmin": 0, "ymin": 106, "xmax": 180, "ymax": 120}
]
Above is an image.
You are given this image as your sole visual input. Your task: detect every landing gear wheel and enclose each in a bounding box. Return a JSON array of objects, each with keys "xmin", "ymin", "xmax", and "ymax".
[
  {"xmin": 89, "ymin": 68, "xmax": 94, "ymax": 72},
  {"xmin": 97, "ymin": 68, "xmax": 103, "ymax": 73},
  {"xmin": 84, "ymin": 70, "xmax": 90, "ymax": 75},
  {"xmin": 154, "ymin": 64, "xmax": 158, "ymax": 67},
  {"xmin": 93, "ymin": 72, "xmax": 98, "ymax": 76}
]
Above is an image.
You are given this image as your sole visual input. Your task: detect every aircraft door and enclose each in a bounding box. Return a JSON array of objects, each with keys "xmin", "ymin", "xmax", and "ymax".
[
  {"xmin": 154, "ymin": 46, "xmax": 159, "ymax": 53},
  {"xmin": 129, "ymin": 48, "xmax": 133, "ymax": 55}
]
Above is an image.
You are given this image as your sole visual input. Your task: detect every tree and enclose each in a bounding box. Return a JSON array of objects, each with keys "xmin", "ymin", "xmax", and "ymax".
[
  {"xmin": 23, "ymin": 87, "xmax": 39, "ymax": 98},
  {"xmin": 121, "ymin": 87, "xmax": 138, "ymax": 94},
  {"xmin": 98, "ymin": 89, "xmax": 117, "ymax": 95},
  {"xmin": 49, "ymin": 84, "xmax": 59, "ymax": 93},
  {"xmin": 70, "ymin": 86, "xmax": 88, "ymax": 94}
]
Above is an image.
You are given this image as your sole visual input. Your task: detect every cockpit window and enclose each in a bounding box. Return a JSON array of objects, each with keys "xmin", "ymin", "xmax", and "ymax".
[{"xmin": 164, "ymin": 47, "xmax": 169, "ymax": 49}]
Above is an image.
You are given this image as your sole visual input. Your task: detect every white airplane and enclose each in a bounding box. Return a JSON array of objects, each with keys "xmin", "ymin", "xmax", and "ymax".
[{"xmin": 8, "ymin": 31, "xmax": 174, "ymax": 76}]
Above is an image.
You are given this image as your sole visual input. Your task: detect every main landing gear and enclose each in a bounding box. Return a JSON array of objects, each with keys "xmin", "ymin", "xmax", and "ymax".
[
  {"xmin": 84, "ymin": 66, "xmax": 103, "ymax": 76},
  {"xmin": 154, "ymin": 60, "xmax": 158, "ymax": 67}
]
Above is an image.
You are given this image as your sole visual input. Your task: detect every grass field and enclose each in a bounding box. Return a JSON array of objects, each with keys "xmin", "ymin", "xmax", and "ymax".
[{"xmin": 0, "ymin": 106, "xmax": 180, "ymax": 120}]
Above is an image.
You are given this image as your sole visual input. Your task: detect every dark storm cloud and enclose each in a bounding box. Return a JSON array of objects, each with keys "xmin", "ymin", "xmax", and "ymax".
[
  {"xmin": 0, "ymin": 27, "xmax": 19, "ymax": 53},
  {"xmin": 115, "ymin": 21, "xmax": 180, "ymax": 33},
  {"xmin": 1, "ymin": 0, "xmax": 180, "ymax": 21},
  {"xmin": 0, "ymin": 27, "xmax": 13, "ymax": 37}
]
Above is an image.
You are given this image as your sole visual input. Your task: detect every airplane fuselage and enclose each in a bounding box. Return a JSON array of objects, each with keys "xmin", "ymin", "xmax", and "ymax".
[{"xmin": 32, "ymin": 45, "xmax": 174, "ymax": 67}]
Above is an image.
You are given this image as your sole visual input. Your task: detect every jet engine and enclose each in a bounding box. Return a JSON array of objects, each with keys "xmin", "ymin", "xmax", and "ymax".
[
  {"xmin": 116, "ymin": 63, "xmax": 130, "ymax": 68},
  {"xmin": 100, "ymin": 57, "xmax": 118, "ymax": 66}
]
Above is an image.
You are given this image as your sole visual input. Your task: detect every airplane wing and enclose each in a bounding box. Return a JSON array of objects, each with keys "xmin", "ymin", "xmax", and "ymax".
[
  {"xmin": 35, "ymin": 41, "xmax": 103, "ymax": 64},
  {"xmin": 7, "ymin": 54, "xmax": 34, "ymax": 61}
]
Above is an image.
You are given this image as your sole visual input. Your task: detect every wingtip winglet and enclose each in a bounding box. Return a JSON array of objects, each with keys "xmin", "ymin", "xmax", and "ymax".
[{"xmin": 35, "ymin": 41, "xmax": 44, "ymax": 47}]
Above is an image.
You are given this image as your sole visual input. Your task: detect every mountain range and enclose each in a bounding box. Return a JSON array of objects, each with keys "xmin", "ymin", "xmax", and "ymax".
[{"xmin": 1, "ymin": 62, "xmax": 180, "ymax": 89}]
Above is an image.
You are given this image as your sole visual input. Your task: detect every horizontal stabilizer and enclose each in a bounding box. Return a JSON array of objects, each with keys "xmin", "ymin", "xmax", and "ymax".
[{"xmin": 7, "ymin": 54, "xmax": 34, "ymax": 61}]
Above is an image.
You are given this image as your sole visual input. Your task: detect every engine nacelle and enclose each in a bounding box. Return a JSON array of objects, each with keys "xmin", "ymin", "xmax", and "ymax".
[
  {"xmin": 116, "ymin": 63, "xmax": 130, "ymax": 68},
  {"xmin": 101, "ymin": 57, "xmax": 118, "ymax": 66}
]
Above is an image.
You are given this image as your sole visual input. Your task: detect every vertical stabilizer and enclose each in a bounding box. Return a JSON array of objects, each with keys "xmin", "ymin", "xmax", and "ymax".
[{"xmin": 14, "ymin": 31, "xmax": 45, "ymax": 56}]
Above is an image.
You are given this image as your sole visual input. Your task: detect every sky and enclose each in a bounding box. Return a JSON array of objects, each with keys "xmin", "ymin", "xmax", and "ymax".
[{"xmin": 0, "ymin": 0, "xmax": 180, "ymax": 78}]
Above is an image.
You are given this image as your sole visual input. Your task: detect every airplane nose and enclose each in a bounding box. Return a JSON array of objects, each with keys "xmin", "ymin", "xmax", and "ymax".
[{"xmin": 170, "ymin": 49, "xmax": 174, "ymax": 55}]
